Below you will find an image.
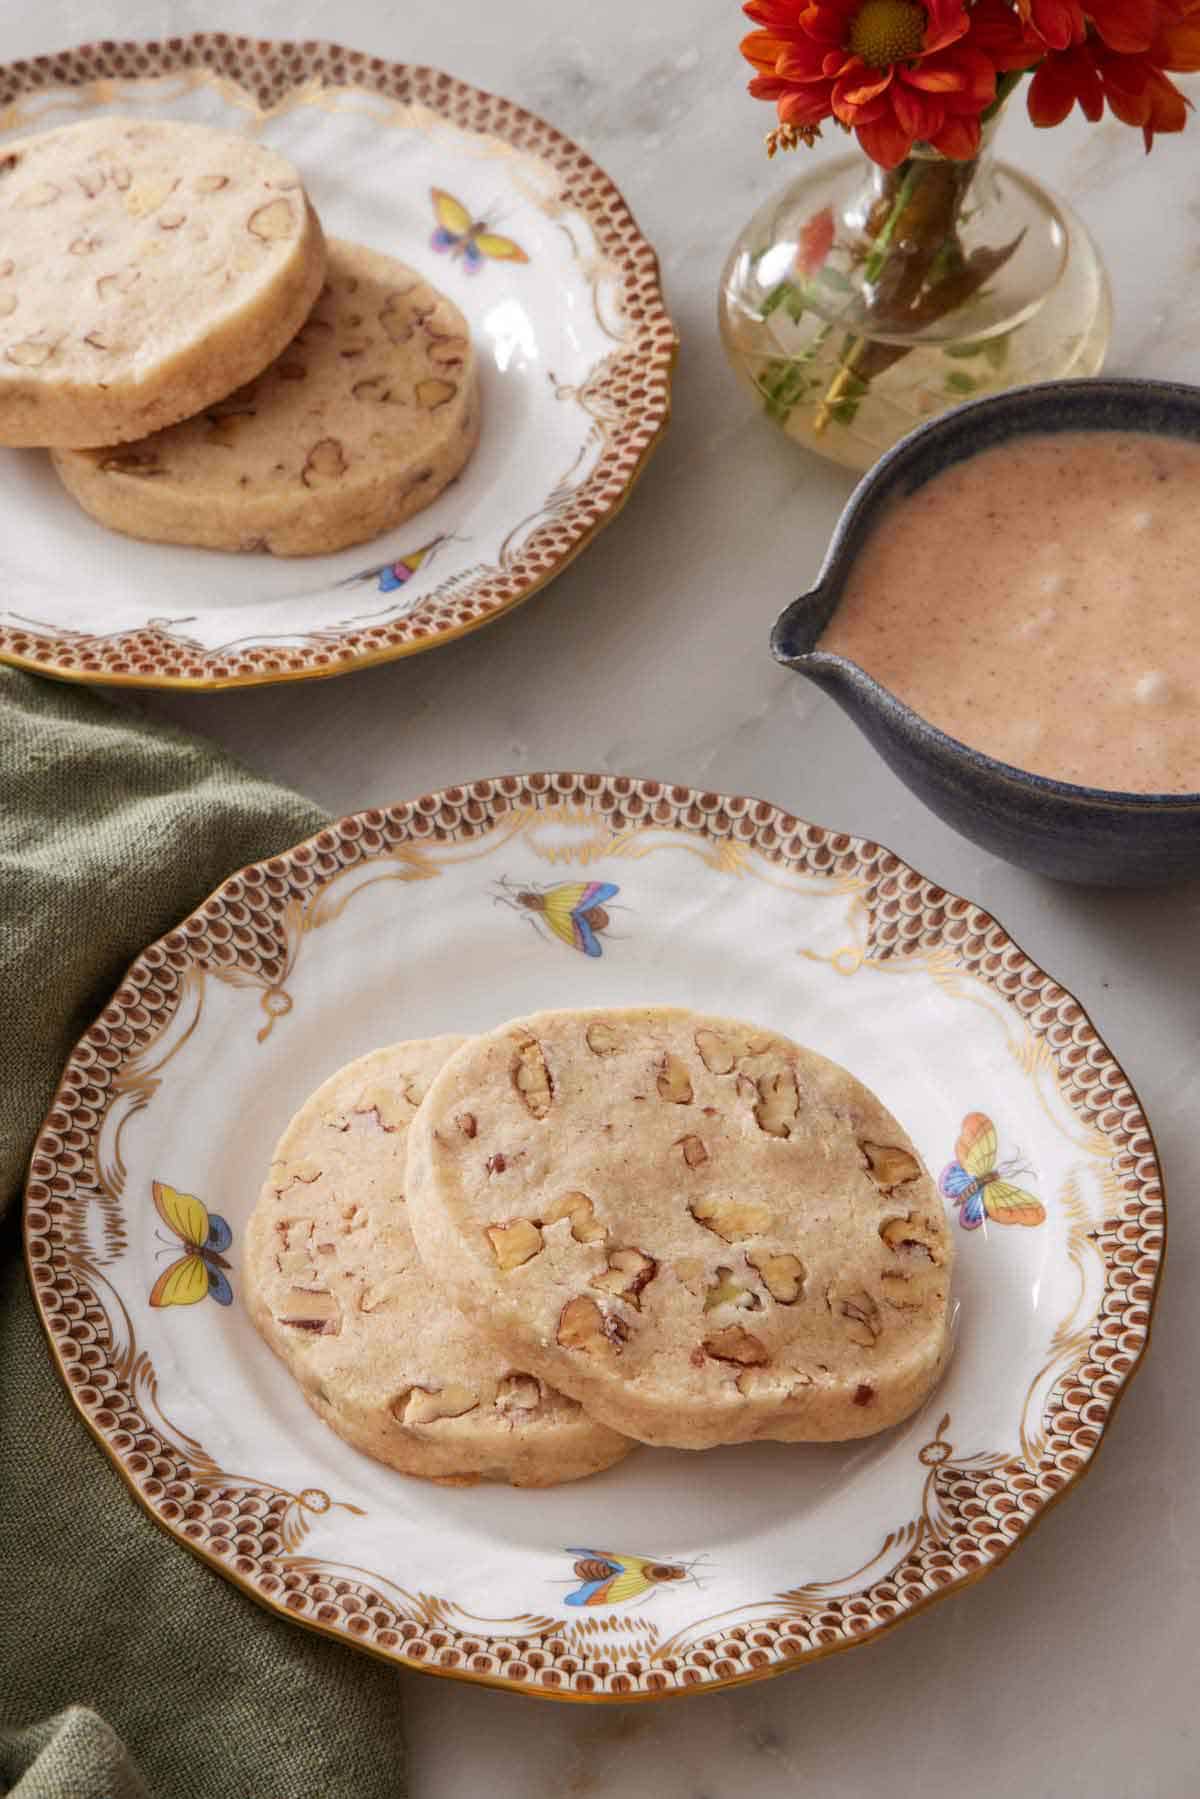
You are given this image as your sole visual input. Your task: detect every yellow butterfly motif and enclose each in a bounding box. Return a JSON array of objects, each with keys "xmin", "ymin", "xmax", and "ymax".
[
  {"xmin": 149, "ymin": 1180, "xmax": 234, "ymax": 1308},
  {"xmin": 430, "ymin": 187, "xmax": 529, "ymax": 272},
  {"xmin": 939, "ymin": 1113, "xmax": 1046, "ymax": 1231}
]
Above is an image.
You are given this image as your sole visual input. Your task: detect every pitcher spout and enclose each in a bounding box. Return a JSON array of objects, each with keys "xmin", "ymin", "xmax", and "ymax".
[{"xmin": 770, "ymin": 583, "xmax": 842, "ymax": 668}]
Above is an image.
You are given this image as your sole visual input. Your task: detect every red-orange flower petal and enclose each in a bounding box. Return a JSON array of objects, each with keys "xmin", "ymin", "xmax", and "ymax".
[
  {"xmin": 920, "ymin": 0, "xmax": 973, "ymax": 53},
  {"xmin": 1028, "ymin": 43, "xmax": 1104, "ymax": 119},
  {"xmin": 891, "ymin": 78, "xmax": 944, "ymax": 135},
  {"xmin": 748, "ymin": 72, "xmax": 791, "ymax": 98},
  {"xmin": 1018, "ymin": 0, "xmax": 1084, "ymax": 51},
  {"xmin": 967, "ymin": 0, "xmax": 1045, "ymax": 70},
  {"xmin": 778, "ymin": 83, "xmax": 841, "ymax": 122},
  {"xmin": 902, "ymin": 45, "xmax": 996, "ymax": 100},
  {"xmin": 855, "ymin": 113, "xmax": 916, "ymax": 165},
  {"xmin": 833, "ymin": 59, "xmax": 897, "ymax": 109},
  {"xmin": 1158, "ymin": 0, "xmax": 1200, "ymax": 69},
  {"xmin": 1096, "ymin": 48, "xmax": 1190, "ymax": 138},
  {"xmin": 741, "ymin": 30, "xmax": 786, "ymax": 74},
  {"xmin": 803, "ymin": 0, "xmax": 861, "ymax": 47},
  {"xmin": 1135, "ymin": 67, "xmax": 1190, "ymax": 143},
  {"xmin": 776, "ymin": 37, "xmax": 841, "ymax": 77},
  {"xmin": 928, "ymin": 112, "xmax": 984, "ymax": 155},
  {"xmin": 743, "ymin": 0, "xmax": 808, "ymax": 25},
  {"xmin": 1088, "ymin": 0, "xmax": 1157, "ymax": 53}
]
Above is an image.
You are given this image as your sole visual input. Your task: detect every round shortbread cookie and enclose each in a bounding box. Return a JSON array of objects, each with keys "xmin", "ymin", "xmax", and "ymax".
[
  {"xmin": 244, "ymin": 1038, "xmax": 633, "ymax": 1487},
  {"xmin": 405, "ymin": 1008, "xmax": 955, "ymax": 1450},
  {"xmin": 0, "ymin": 117, "xmax": 325, "ymax": 447},
  {"xmin": 52, "ymin": 238, "xmax": 479, "ymax": 555}
]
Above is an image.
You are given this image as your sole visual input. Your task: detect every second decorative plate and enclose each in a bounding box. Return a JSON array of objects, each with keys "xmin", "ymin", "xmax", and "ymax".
[
  {"xmin": 0, "ymin": 38, "xmax": 675, "ymax": 688},
  {"xmin": 26, "ymin": 776, "xmax": 1162, "ymax": 1699}
]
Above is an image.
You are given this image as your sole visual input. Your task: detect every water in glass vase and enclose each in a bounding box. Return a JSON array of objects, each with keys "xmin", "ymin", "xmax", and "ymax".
[{"xmin": 718, "ymin": 144, "xmax": 1111, "ymax": 471}]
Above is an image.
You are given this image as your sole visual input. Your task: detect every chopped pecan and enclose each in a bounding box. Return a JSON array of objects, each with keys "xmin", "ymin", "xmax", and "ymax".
[
  {"xmin": 694, "ymin": 1028, "xmax": 741, "ymax": 1075},
  {"xmin": 510, "ymin": 1031, "xmax": 553, "ymax": 1119},
  {"xmin": 557, "ymin": 1295, "xmax": 628, "ymax": 1355},
  {"xmin": 277, "ymin": 1287, "xmax": 340, "ymax": 1335},
  {"xmin": 828, "ymin": 1286, "xmax": 882, "ymax": 1348},
  {"xmin": 746, "ymin": 1250, "xmax": 805, "ymax": 1304},
  {"xmin": 6, "ymin": 338, "xmax": 55, "ymax": 368},
  {"xmin": 703, "ymin": 1266, "xmax": 761, "ymax": 1313},
  {"xmin": 379, "ymin": 292, "xmax": 417, "ymax": 343},
  {"xmin": 591, "ymin": 1247, "xmax": 657, "ymax": 1308},
  {"xmin": 656, "ymin": 1053, "xmax": 694, "ymax": 1105},
  {"xmin": 485, "ymin": 1218, "xmax": 542, "ymax": 1271},
  {"xmin": 879, "ymin": 1213, "xmax": 942, "ymax": 1264},
  {"xmin": 676, "ymin": 1134, "xmax": 709, "ymax": 1170},
  {"xmin": 541, "ymin": 1191, "xmax": 606, "ymax": 1244},
  {"xmin": 673, "ymin": 1256, "xmax": 705, "ymax": 1289},
  {"xmin": 247, "ymin": 197, "xmax": 295, "ymax": 240},
  {"xmin": 754, "ymin": 1066, "xmax": 799, "ymax": 1138},
  {"xmin": 415, "ymin": 376, "xmax": 457, "ymax": 409},
  {"xmin": 688, "ymin": 1194, "xmax": 772, "ymax": 1241},
  {"xmin": 861, "ymin": 1141, "xmax": 922, "ymax": 1189},
  {"xmin": 392, "ymin": 1383, "xmax": 477, "ymax": 1425},
  {"xmin": 123, "ymin": 174, "xmax": 179, "ymax": 218},
  {"xmin": 302, "ymin": 438, "xmax": 347, "ymax": 487},
  {"xmin": 702, "ymin": 1324, "xmax": 769, "ymax": 1366}
]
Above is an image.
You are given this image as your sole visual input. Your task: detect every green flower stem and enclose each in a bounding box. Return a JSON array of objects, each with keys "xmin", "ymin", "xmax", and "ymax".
[
  {"xmin": 861, "ymin": 163, "xmax": 922, "ymax": 286},
  {"xmin": 813, "ymin": 142, "xmax": 1019, "ymax": 433}
]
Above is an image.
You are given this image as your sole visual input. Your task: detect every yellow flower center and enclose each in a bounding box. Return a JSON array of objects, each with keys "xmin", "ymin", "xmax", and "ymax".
[{"xmin": 848, "ymin": 0, "xmax": 927, "ymax": 66}]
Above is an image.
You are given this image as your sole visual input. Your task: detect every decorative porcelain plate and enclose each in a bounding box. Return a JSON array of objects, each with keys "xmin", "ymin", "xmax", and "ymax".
[
  {"xmin": 26, "ymin": 777, "xmax": 1163, "ymax": 1700},
  {"xmin": 0, "ymin": 39, "xmax": 675, "ymax": 689}
]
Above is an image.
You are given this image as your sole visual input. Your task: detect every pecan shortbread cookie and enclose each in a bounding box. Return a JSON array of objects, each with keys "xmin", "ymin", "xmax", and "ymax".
[
  {"xmin": 405, "ymin": 1008, "xmax": 954, "ymax": 1449},
  {"xmin": 0, "ymin": 117, "xmax": 325, "ymax": 446},
  {"xmin": 244, "ymin": 1038, "xmax": 633, "ymax": 1487},
  {"xmin": 53, "ymin": 238, "xmax": 479, "ymax": 554}
]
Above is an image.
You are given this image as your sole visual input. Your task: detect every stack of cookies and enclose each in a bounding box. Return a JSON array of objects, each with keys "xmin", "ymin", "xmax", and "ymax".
[
  {"xmin": 245, "ymin": 1007, "xmax": 955, "ymax": 1487},
  {"xmin": 0, "ymin": 117, "xmax": 478, "ymax": 555}
]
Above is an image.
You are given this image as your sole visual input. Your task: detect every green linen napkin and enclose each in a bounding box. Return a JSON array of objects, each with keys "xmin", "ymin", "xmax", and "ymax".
[{"xmin": 0, "ymin": 671, "xmax": 410, "ymax": 1799}]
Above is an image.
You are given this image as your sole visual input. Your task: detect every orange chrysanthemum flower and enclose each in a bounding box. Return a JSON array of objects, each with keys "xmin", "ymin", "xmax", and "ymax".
[
  {"xmin": 1028, "ymin": 0, "xmax": 1196, "ymax": 146},
  {"xmin": 741, "ymin": 0, "xmax": 1036, "ymax": 167}
]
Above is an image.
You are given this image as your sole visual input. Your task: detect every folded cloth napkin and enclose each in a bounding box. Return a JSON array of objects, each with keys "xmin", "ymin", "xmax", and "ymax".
[{"xmin": 0, "ymin": 671, "xmax": 409, "ymax": 1799}]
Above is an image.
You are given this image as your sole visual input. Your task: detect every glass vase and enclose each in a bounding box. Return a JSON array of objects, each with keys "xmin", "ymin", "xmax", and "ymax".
[{"xmin": 718, "ymin": 125, "xmax": 1112, "ymax": 471}]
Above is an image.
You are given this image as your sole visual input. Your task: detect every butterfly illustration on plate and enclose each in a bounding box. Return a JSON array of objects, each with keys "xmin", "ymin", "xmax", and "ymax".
[
  {"xmin": 339, "ymin": 534, "xmax": 449, "ymax": 596},
  {"xmin": 148, "ymin": 1180, "xmax": 234, "ymax": 1308},
  {"xmin": 939, "ymin": 1113, "xmax": 1046, "ymax": 1231},
  {"xmin": 492, "ymin": 875, "xmax": 620, "ymax": 958},
  {"xmin": 430, "ymin": 188, "xmax": 529, "ymax": 273},
  {"xmin": 563, "ymin": 1549, "xmax": 693, "ymax": 1607}
]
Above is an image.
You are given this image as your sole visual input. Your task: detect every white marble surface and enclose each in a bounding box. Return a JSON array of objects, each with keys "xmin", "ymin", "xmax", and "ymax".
[{"xmin": 6, "ymin": 0, "xmax": 1199, "ymax": 1792}]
